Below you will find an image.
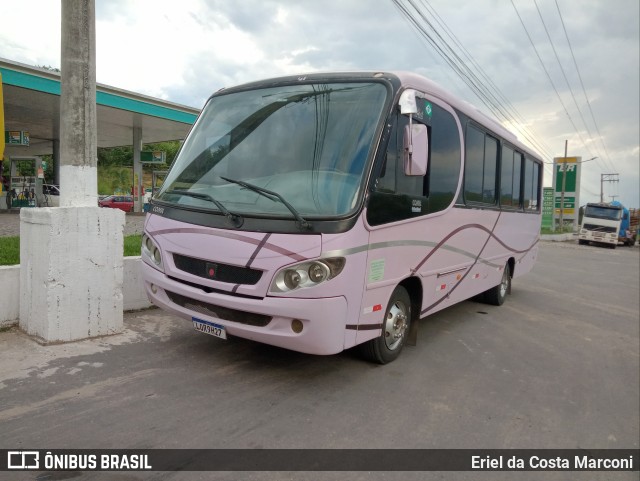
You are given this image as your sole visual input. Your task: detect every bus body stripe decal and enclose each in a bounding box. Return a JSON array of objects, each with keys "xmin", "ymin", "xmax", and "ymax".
[
  {"xmin": 149, "ymin": 227, "xmax": 306, "ymax": 261},
  {"xmin": 420, "ymin": 214, "xmax": 505, "ymax": 315},
  {"xmin": 246, "ymin": 233, "xmax": 272, "ymax": 268},
  {"xmin": 230, "ymin": 233, "xmax": 274, "ymax": 294},
  {"xmin": 346, "ymin": 323, "xmax": 384, "ymax": 331}
]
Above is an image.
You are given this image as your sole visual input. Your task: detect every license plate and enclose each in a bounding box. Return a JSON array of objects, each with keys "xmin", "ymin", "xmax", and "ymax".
[{"xmin": 192, "ymin": 317, "xmax": 227, "ymax": 340}]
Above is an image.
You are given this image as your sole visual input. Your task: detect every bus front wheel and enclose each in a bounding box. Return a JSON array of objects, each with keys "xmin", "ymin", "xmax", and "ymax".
[{"xmin": 360, "ymin": 286, "xmax": 411, "ymax": 364}]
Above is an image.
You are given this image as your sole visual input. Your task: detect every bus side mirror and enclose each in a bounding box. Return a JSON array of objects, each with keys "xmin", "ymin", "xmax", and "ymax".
[{"xmin": 403, "ymin": 123, "xmax": 429, "ymax": 176}]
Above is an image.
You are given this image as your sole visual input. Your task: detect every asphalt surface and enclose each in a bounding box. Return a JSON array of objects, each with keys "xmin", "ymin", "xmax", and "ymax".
[
  {"xmin": 0, "ymin": 210, "xmax": 146, "ymax": 237},
  {"xmin": 0, "ymin": 241, "xmax": 638, "ymax": 481}
]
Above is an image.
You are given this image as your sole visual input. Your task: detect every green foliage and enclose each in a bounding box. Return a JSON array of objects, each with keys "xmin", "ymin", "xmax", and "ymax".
[
  {"xmin": 97, "ymin": 166, "xmax": 133, "ymax": 195},
  {"xmin": 96, "ymin": 141, "xmax": 180, "ymax": 195},
  {"xmin": 97, "ymin": 141, "xmax": 181, "ymax": 169},
  {"xmin": 15, "ymin": 160, "xmax": 35, "ymax": 176},
  {"xmin": 0, "ymin": 235, "xmax": 142, "ymax": 266},
  {"xmin": 0, "ymin": 237, "xmax": 20, "ymax": 265},
  {"xmin": 37, "ymin": 65, "xmax": 60, "ymax": 72},
  {"xmin": 41, "ymin": 154, "xmax": 55, "ymax": 183},
  {"xmin": 145, "ymin": 141, "xmax": 181, "ymax": 166},
  {"xmin": 98, "ymin": 146, "xmax": 133, "ymax": 167},
  {"xmin": 124, "ymin": 234, "xmax": 142, "ymax": 256},
  {"xmin": 540, "ymin": 225, "xmax": 575, "ymax": 235}
]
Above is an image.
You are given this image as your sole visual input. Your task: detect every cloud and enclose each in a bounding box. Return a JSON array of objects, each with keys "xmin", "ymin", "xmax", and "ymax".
[{"xmin": 0, "ymin": 0, "xmax": 637, "ymax": 205}]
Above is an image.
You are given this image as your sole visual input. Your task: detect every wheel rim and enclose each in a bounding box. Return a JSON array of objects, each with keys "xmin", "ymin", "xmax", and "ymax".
[
  {"xmin": 499, "ymin": 268, "xmax": 509, "ymax": 298},
  {"xmin": 384, "ymin": 300, "xmax": 408, "ymax": 351}
]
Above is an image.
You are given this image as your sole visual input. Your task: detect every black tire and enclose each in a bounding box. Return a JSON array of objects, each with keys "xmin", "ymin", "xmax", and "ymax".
[
  {"xmin": 360, "ymin": 286, "xmax": 411, "ymax": 364},
  {"xmin": 578, "ymin": 239, "xmax": 588, "ymax": 245},
  {"xmin": 484, "ymin": 263, "xmax": 511, "ymax": 306}
]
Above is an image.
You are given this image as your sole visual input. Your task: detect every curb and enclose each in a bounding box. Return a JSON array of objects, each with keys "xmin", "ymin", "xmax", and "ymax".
[{"xmin": 540, "ymin": 233, "xmax": 576, "ymax": 242}]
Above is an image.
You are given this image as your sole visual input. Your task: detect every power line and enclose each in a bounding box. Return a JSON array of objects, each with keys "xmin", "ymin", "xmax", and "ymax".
[
  {"xmin": 417, "ymin": 0, "xmax": 555, "ymax": 157},
  {"xmin": 554, "ymin": 0, "xmax": 616, "ymax": 172},
  {"xmin": 390, "ymin": 0, "xmax": 555, "ymax": 178},
  {"xmin": 509, "ymin": 1, "xmax": 601, "ymax": 165},
  {"xmin": 532, "ymin": 0, "xmax": 602, "ymax": 166}
]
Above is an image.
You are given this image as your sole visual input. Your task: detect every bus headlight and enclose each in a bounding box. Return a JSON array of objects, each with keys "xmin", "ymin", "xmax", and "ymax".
[
  {"xmin": 142, "ymin": 233, "xmax": 164, "ymax": 271},
  {"xmin": 308, "ymin": 261, "xmax": 330, "ymax": 283},
  {"xmin": 270, "ymin": 257, "xmax": 345, "ymax": 293},
  {"xmin": 284, "ymin": 269, "xmax": 302, "ymax": 290}
]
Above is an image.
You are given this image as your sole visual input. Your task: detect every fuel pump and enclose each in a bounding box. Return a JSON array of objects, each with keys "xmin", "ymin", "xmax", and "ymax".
[{"xmin": 8, "ymin": 156, "xmax": 44, "ymax": 208}]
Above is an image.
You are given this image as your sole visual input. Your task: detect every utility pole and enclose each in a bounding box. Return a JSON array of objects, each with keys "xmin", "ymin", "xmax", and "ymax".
[
  {"xmin": 558, "ymin": 140, "xmax": 568, "ymax": 231},
  {"xmin": 600, "ymin": 173, "xmax": 619, "ymax": 203},
  {"xmin": 19, "ymin": 0, "xmax": 125, "ymax": 343}
]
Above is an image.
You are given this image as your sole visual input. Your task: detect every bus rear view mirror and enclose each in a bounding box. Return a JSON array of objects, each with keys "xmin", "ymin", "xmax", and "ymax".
[{"xmin": 403, "ymin": 123, "xmax": 429, "ymax": 176}]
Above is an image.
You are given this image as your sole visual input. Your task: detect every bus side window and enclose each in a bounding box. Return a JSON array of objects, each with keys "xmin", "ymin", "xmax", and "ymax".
[
  {"xmin": 501, "ymin": 145, "xmax": 523, "ymax": 209},
  {"xmin": 523, "ymin": 156, "xmax": 541, "ymax": 211},
  {"xmin": 368, "ymin": 99, "xmax": 461, "ymax": 225},
  {"xmin": 424, "ymin": 101, "xmax": 461, "ymax": 213},
  {"xmin": 374, "ymin": 117, "xmax": 397, "ymax": 194},
  {"xmin": 513, "ymin": 152, "xmax": 523, "ymax": 208},
  {"xmin": 464, "ymin": 124, "xmax": 498, "ymax": 206},
  {"xmin": 500, "ymin": 145, "xmax": 515, "ymax": 207}
]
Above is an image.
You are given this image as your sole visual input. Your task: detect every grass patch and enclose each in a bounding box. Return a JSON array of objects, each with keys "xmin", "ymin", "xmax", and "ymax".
[
  {"xmin": 0, "ymin": 235, "xmax": 142, "ymax": 266},
  {"xmin": 0, "ymin": 237, "xmax": 20, "ymax": 266},
  {"xmin": 541, "ymin": 227, "xmax": 575, "ymax": 235},
  {"xmin": 124, "ymin": 234, "xmax": 142, "ymax": 256}
]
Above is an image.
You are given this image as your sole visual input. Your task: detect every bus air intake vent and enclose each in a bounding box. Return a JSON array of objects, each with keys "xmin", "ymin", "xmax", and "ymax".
[
  {"xmin": 173, "ymin": 253, "xmax": 263, "ymax": 285},
  {"xmin": 166, "ymin": 290, "xmax": 272, "ymax": 327}
]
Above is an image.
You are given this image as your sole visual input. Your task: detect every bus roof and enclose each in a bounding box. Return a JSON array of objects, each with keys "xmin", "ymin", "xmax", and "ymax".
[{"xmin": 391, "ymin": 71, "xmax": 542, "ymax": 162}]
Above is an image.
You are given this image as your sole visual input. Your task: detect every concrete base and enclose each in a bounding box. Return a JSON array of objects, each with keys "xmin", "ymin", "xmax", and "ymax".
[
  {"xmin": 540, "ymin": 233, "xmax": 576, "ymax": 242},
  {"xmin": 19, "ymin": 206, "xmax": 125, "ymax": 342}
]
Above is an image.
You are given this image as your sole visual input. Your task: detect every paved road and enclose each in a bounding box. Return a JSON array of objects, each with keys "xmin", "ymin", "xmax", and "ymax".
[
  {"xmin": 0, "ymin": 242, "xmax": 638, "ymax": 481},
  {"xmin": 0, "ymin": 210, "xmax": 146, "ymax": 237}
]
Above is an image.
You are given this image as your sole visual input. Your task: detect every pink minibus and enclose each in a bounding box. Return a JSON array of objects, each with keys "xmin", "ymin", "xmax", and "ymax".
[{"xmin": 141, "ymin": 72, "xmax": 542, "ymax": 363}]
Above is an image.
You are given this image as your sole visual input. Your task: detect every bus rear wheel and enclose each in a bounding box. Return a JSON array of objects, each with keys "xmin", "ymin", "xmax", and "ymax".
[
  {"xmin": 484, "ymin": 263, "xmax": 511, "ymax": 306},
  {"xmin": 360, "ymin": 286, "xmax": 411, "ymax": 364}
]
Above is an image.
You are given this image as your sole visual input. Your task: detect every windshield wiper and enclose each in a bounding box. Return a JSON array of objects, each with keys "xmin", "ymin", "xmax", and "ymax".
[
  {"xmin": 165, "ymin": 189, "xmax": 243, "ymax": 228},
  {"xmin": 220, "ymin": 176, "xmax": 312, "ymax": 230}
]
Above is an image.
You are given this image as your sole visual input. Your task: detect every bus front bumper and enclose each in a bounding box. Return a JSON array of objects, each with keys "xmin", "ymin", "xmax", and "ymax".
[{"xmin": 142, "ymin": 263, "xmax": 349, "ymax": 355}]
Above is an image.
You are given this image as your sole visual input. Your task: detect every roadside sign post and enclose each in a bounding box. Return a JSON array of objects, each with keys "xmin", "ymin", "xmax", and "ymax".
[
  {"xmin": 553, "ymin": 155, "xmax": 581, "ymax": 232},
  {"xmin": 542, "ymin": 187, "xmax": 554, "ymax": 230}
]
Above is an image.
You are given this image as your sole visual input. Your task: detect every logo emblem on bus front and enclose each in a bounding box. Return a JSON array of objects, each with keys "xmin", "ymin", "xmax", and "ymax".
[{"xmin": 206, "ymin": 262, "xmax": 218, "ymax": 279}]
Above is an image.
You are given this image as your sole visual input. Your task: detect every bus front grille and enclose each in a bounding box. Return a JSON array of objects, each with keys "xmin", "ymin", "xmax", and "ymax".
[
  {"xmin": 173, "ymin": 253, "xmax": 263, "ymax": 285},
  {"xmin": 166, "ymin": 290, "xmax": 272, "ymax": 327}
]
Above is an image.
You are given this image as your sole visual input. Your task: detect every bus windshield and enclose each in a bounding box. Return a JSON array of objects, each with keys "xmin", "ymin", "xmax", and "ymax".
[
  {"xmin": 158, "ymin": 82, "xmax": 388, "ymax": 218},
  {"xmin": 584, "ymin": 205, "xmax": 622, "ymax": 221}
]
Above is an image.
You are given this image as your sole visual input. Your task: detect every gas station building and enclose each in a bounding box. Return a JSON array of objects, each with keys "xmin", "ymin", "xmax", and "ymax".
[{"xmin": 0, "ymin": 57, "xmax": 199, "ymax": 212}]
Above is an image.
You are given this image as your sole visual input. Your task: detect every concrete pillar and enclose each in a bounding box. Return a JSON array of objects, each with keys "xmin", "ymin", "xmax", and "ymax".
[
  {"xmin": 53, "ymin": 138, "xmax": 60, "ymax": 186},
  {"xmin": 59, "ymin": 0, "xmax": 97, "ymax": 207},
  {"xmin": 133, "ymin": 125, "xmax": 143, "ymax": 212},
  {"xmin": 19, "ymin": 0, "xmax": 124, "ymax": 342}
]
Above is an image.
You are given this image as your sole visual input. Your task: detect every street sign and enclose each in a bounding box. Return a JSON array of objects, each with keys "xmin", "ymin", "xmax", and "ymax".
[
  {"xmin": 554, "ymin": 196, "xmax": 575, "ymax": 209},
  {"xmin": 140, "ymin": 151, "xmax": 166, "ymax": 164},
  {"xmin": 554, "ymin": 158, "xmax": 578, "ymax": 192},
  {"xmin": 552, "ymin": 156, "xmax": 582, "ymax": 228},
  {"xmin": 542, "ymin": 187, "xmax": 554, "ymax": 229},
  {"xmin": 4, "ymin": 130, "xmax": 30, "ymax": 146}
]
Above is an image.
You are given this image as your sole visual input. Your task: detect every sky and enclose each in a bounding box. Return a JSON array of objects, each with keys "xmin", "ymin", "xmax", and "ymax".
[{"xmin": 1, "ymin": 0, "xmax": 638, "ymax": 207}]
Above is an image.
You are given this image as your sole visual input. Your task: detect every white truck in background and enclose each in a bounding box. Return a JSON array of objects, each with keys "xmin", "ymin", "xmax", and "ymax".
[{"xmin": 579, "ymin": 202, "xmax": 638, "ymax": 248}]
